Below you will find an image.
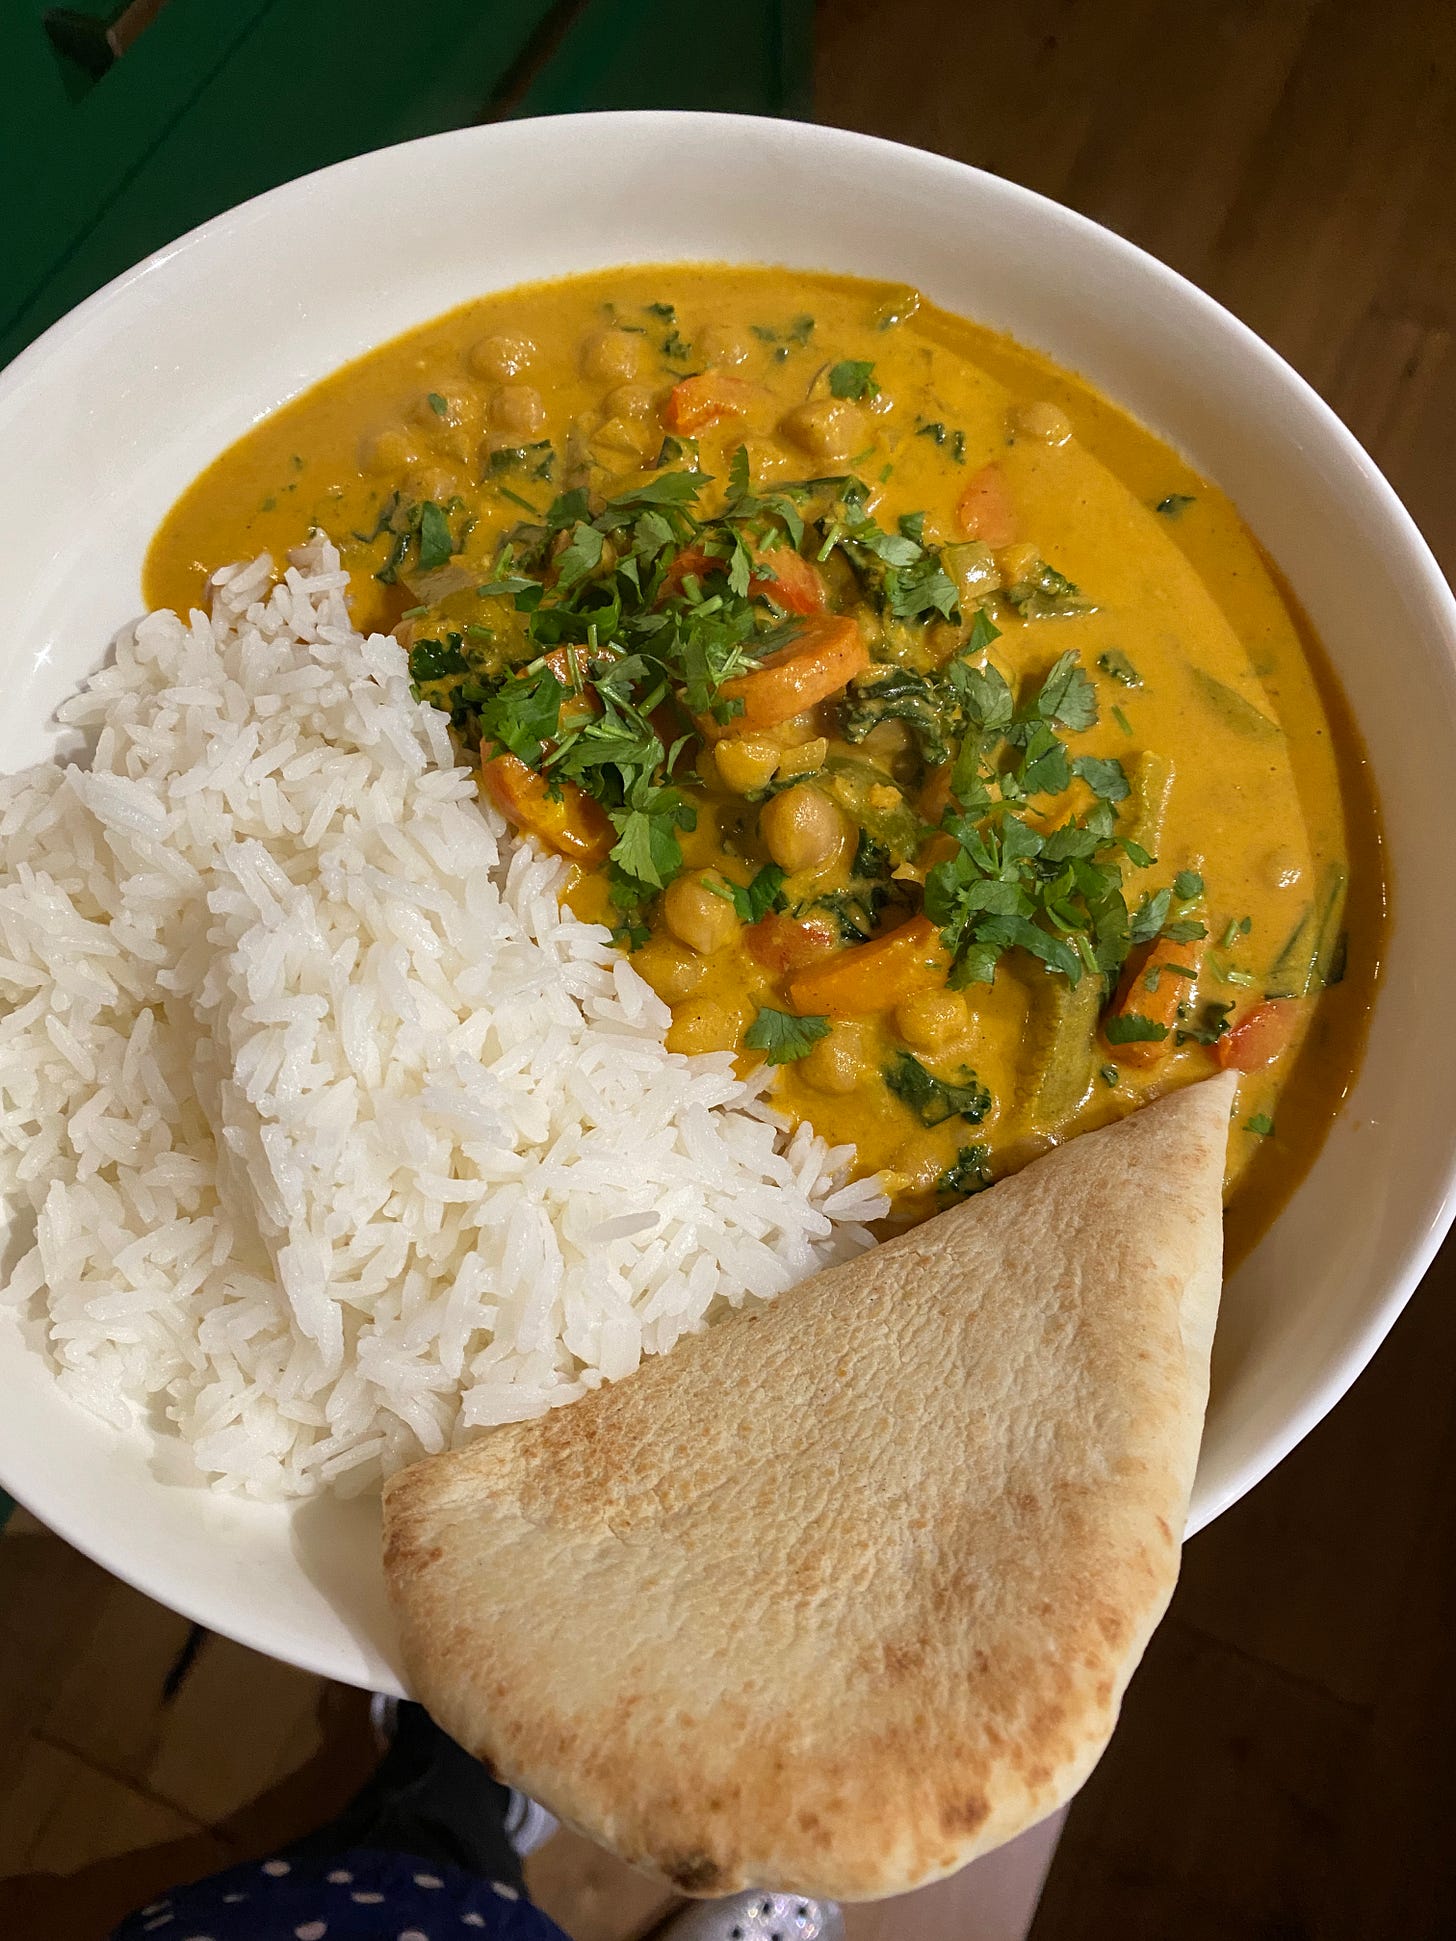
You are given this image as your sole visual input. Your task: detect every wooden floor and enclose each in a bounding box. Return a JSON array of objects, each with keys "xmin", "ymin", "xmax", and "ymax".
[
  {"xmin": 4, "ymin": 4, "xmax": 1455, "ymax": 1937},
  {"xmin": 819, "ymin": 2, "xmax": 1456, "ymax": 1936}
]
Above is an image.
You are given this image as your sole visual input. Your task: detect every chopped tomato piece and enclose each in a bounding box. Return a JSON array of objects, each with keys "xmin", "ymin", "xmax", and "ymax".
[
  {"xmin": 712, "ymin": 615, "xmax": 869, "ymax": 736},
  {"xmin": 955, "ymin": 462, "xmax": 1019, "ymax": 547},
  {"xmin": 745, "ymin": 913, "xmax": 841, "ymax": 973},
  {"xmin": 1216, "ymin": 998, "xmax": 1305, "ymax": 1073},
  {"xmin": 658, "ymin": 544, "xmax": 720, "ymax": 602},
  {"xmin": 480, "ymin": 752, "xmax": 613, "ymax": 864},
  {"xmin": 1106, "ymin": 935, "xmax": 1208, "ymax": 1068},
  {"xmin": 787, "ymin": 916, "xmax": 951, "ymax": 1019},
  {"xmin": 750, "ymin": 546, "xmax": 826, "ymax": 615},
  {"xmin": 539, "ymin": 647, "xmax": 602, "ymax": 725},
  {"xmin": 662, "ymin": 373, "xmax": 760, "ymax": 434}
]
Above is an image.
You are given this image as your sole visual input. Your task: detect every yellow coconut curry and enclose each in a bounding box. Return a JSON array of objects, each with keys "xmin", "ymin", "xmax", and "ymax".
[{"xmin": 147, "ymin": 266, "xmax": 1381, "ymax": 1250}]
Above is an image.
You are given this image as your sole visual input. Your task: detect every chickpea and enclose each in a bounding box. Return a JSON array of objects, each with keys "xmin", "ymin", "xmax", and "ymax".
[
  {"xmin": 406, "ymin": 464, "xmax": 463, "ymax": 507},
  {"xmin": 780, "ymin": 398, "xmax": 863, "ymax": 461},
  {"xmin": 606, "ymin": 381, "xmax": 657, "ymax": 420},
  {"xmin": 632, "ymin": 937, "xmax": 707, "ymax": 1003},
  {"xmin": 411, "ymin": 386, "xmax": 474, "ymax": 430},
  {"xmin": 800, "ymin": 1024, "xmax": 871, "ymax": 1096},
  {"xmin": 770, "ymin": 709, "xmax": 822, "ymax": 749},
  {"xmin": 714, "ymin": 735, "xmax": 781, "ymax": 794},
  {"xmin": 470, "ymin": 332, "xmax": 536, "ymax": 381},
  {"xmin": 488, "ymin": 384, "xmax": 547, "ymax": 438},
  {"xmin": 663, "ymin": 874, "xmax": 741, "ymax": 956},
  {"xmin": 697, "ymin": 323, "xmax": 753, "ymax": 368},
  {"xmin": 360, "ymin": 424, "xmax": 417, "ymax": 475},
  {"xmin": 1010, "ymin": 399, "xmax": 1073, "ymax": 447},
  {"xmin": 860, "ymin": 718, "xmax": 913, "ymax": 760},
  {"xmin": 895, "ymin": 989, "xmax": 968, "ymax": 1053},
  {"xmin": 667, "ymin": 997, "xmax": 739, "ymax": 1055},
  {"xmin": 775, "ymin": 735, "xmax": 829, "ymax": 780},
  {"xmin": 581, "ymin": 327, "xmax": 646, "ymax": 383},
  {"xmin": 760, "ymin": 785, "xmax": 844, "ymax": 873},
  {"xmin": 594, "ymin": 416, "xmax": 657, "ymax": 460}
]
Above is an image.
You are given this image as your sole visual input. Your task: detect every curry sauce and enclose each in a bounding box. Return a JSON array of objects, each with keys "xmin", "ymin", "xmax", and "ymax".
[{"xmin": 146, "ymin": 266, "xmax": 1382, "ymax": 1248}]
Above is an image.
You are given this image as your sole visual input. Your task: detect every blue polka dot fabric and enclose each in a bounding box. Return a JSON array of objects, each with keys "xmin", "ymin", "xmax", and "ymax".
[{"xmin": 109, "ymin": 1846, "xmax": 569, "ymax": 1941}]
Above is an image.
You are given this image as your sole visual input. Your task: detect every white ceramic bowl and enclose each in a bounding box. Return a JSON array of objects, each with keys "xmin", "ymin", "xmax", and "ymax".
[{"xmin": 3, "ymin": 112, "xmax": 1454, "ymax": 1694}]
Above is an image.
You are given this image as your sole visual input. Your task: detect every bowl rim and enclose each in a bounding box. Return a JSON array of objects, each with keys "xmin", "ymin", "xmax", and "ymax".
[{"xmin": 2, "ymin": 108, "xmax": 1454, "ymax": 1674}]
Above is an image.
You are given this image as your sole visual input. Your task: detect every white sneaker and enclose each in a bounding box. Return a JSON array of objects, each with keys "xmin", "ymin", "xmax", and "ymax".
[
  {"xmin": 503, "ymin": 1790, "xmax": 559, "ymax": 1857},
  {"xmin": 653, "ymin": 1892, "xmax": 844, "ymax": 1939}
]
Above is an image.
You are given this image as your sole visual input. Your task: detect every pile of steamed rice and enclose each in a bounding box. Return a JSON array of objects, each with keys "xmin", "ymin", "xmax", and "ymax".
[{"xmin": 0, "ymin": 540, "xmax": 885, "ymax": 1498}]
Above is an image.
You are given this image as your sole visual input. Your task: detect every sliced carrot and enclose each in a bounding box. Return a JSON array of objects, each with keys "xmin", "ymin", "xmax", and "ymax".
[
  {"xmin": 745, "ymin": 912, "xmax": 841, "ymax": 973},
  {"xmin": 662, "ymin": 373, "xmax": 760, "ymax": 434},
  {"xmin": 787, "ymin": 915, "xmax": 951, "ymax": 1019},
  {"xmin": 1106, "ymin": 935, "xmax": 1208, "ymax": 1068},
  {"xmin": 955, "ymin": 462, "xmax": 1019, "ymax": 547},
  {"xmin": 1216, "ymin": 997, "xmax": 1306, "ymax": 1073},
  {"xmin": 480, "ymin": 752, "xmax": 613, "ymax": 864},
  {"xmin": 750, "ymin": 546, "xmax": 827, "ymax": 615},
  {"xmin": 711, "ymin": 615, "xmax": 869, "ymax": 737}
]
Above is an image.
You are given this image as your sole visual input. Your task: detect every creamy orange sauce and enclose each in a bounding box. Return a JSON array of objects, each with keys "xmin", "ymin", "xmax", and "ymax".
[{"xmin": 146, "ymin": 266, "xmax": 1383, "ymax": 1251}]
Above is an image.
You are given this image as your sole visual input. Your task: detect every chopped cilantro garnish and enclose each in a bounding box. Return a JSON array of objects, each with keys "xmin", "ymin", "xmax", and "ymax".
[
  {"xmin": 707, "ymin": 863, "xmax": 786, "ymax": 925},
  {"xmin": 1112, "ymin": 704, "xmax": 1133, "ymax": 736},
  {"xmin": 1245, "ymin": 1113, "xmax": 1275, "ymax": 1137},
  {"xmin": 408, "ymin": 638, "xmax": 469, "ymax": 683},
  {"xmin": 1097, "ymin": 649, "xmax": 1142, "ymax": 688},
  {"xmin": 427, "ymin": 391, "xmax": 448, "ymax": 416},
  {"xmin": 744, "ymin": 1006, "xmax": 831, "ymax": 1065},
  {"xmin": 1099, "ymin": 1063, "xmax": 1120, "ymax": 1088},
  {"xmin": 751, "ymin": 315, "xmax": 815, "ymax": 347},
  {"xmin": 828, "ymin": 360, "xmax": 879, "ymax": 401},
  {"xmin": 1072, "ymin": 755, "xmax": 1130, "ymax": 802},
  {"xmin": 1104, "ymin": 1013, "xmax": 1169, "ymax": 1044},
  {"xmin": 1174, "ymin": 869, "xmax": 1204, "ymax": 900},
  {"xmin": 884, "ymin": 1052, "xmax": 992, "ymax": 1126},
  {"xmin": 1156, "ymin": 493, "xmax": 1196, "ymax": 516},
  {"xmin": 936, "ymin": 1144, "xmax": 992, "ymax": 1199},
  {"xmin": 1004, "ymin": 560, "xmax": 1095, "ymax": 620}
]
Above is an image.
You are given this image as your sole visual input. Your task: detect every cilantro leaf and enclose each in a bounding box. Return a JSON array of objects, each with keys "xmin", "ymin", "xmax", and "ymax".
[
  {"xmin": 1036, "ymin": 652, "xmax": 1099, "ymax": 732},
  {"xmin": 829, "ymin": 360, "xmax": 879, "ymax": 400},
  {"xmin": 884, "ymin": 1052, "xmax": 992, "ymax": 1126},
  {"xmin": 744, "ymin": 1006, "xmax": 831, "ymax": 1065},
  {"xmin": 966, "ymin": 608, "xmax": 1002, "ymax": 654},
  {"xmin": 1104, "ymin": 1013, "xmax": 1170, "ymax": 1044},
  {"xmin": 1097, "ymin": 649, "xmax": 1142, "ymax": 688},
  {"xmin": 408, "ymin": 638, "xmax": 468, "ymax": 683},
  {"xmin": 1156, "ymin": 493, "xmax": 1196, "ymax": 516},
  {"xmin": 709, "ymin": 862, "xmax": 785, "ymax": 925},
  {"xmin": 1173, "ymin": 869, "xmax": 1205, "ymax": 900},
  {"xmin": 1245, "ymin": 1113, "xmax": 1275, "ymax": 1137},
  {"xmin": 1072, "ymin": 754, "xmax": 1130, "ymax": 802},
  {"xmin": 554, "ymin": 522, "xmax": 605, "ymax": 590},
  {"xmin": 936, "ymin": 1145, "xmax": 993, "ymax": 1200},
  {"xmin": 417, "ymin": 501, "xmax": 455, "ymax": 573},
  {"xmin": 1129, "ymin": 888, "xmax": 1173, "ymax": 945}
]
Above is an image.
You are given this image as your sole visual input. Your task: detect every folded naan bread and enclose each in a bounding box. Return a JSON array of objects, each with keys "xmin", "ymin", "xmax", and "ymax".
[{"xmin": 383, "ymin": 1072, "xmax": 1234, "ymax": 1900}]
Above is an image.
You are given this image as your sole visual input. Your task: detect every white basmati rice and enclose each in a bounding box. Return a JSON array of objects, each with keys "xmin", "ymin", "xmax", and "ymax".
[{"xmin": 0, "ymin": 540, "xmax": 886, "ymax": 1498}]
